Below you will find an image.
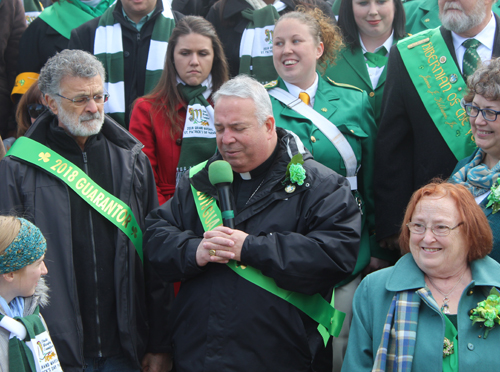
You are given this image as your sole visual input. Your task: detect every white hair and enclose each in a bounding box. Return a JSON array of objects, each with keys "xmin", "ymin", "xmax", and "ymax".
[{"xmin": 213, "ymin": 75, "xmax": 273, "ymax": 126}]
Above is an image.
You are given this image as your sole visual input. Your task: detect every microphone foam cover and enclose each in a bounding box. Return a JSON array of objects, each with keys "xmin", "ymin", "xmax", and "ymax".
[{"xmin": 208, "ymin": 160, "xmax": 234, "ymax": 185}]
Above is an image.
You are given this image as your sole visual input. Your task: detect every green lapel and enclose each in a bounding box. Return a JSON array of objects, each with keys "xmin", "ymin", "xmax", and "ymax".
[
  {"xmin": 417, "ymin": 0, "xmax": 440, "ymax": 32},
  {"xmin": 495, "ymin": 2, "xmax": 500, "ymax": 18},
  {"xmin": 481, "ymin": 197, "xmax": 493, "ymax": 218},
  {"xmin": 375, "ymin": 37, "xmax": 400, "ymax": 89},
  {"xmin": 338, "ymin": 47, "xmax": 372, "ymax": 91},
  {"xmin": 275, "ymin": 79, "xmax": 306, "ymax": 121},
  {"xmin": 275, "ymin": 76, "xmax": 339, "ymax": 121},
  {"xmin": 312, "ymin": 77, "xmax": 339, "ymax": 120}
]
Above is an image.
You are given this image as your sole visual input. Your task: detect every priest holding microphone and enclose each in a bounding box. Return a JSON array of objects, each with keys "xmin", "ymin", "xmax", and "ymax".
[{"xmin": 144, "ymin": 74, "xmax": 360, "ymax": 372}]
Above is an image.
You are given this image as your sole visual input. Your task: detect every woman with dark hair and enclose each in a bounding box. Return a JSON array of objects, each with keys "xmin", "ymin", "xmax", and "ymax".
[
  {"xmin": 129, "ymin": 16, "xmax": 229, "ymax": 205},
  {"xmin": 16, "ymin": 80, "xmax": 46, "ymax": 138},
  {"xmin": 2, "ymin": 81, "xmax": 46, "ymax": 153},
  {"xmin": 343, "ymin": 181, "xmax": 500, "ymax": 371},
  {"xmin": 326, "ymin": 0, "xmax": 406, "ymax": 125}
]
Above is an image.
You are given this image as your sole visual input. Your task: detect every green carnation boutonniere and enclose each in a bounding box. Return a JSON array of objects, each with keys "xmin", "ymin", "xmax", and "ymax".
[
  {"xmin": 470, "ymin": 287, "xmax": 500, "ymax": 339},
  {"xmin": 486, "ymin": 179, "xmax": 500, "ymax": 214},
  {"xmin": 283, "ymin": 154, "xmax": 306, "ymax": 187}
]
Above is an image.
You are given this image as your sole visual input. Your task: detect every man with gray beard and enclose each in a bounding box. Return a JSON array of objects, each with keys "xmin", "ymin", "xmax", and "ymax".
[
  {"xmin": 0, "ymin": 50, "xmax": 173, "ymax": 372},
  {"xmin": 403, "ymin": 0, "xmax": 500, "ymax": 35},
  {"xmin": 374, "ymin": 0, "xmax": 500, "ymax": 252}
]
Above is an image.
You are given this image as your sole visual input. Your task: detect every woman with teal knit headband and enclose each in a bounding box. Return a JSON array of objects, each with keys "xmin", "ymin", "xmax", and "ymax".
[{"xmin": 0, "ymin": 216, "xmax": 61, "ymax": 371}]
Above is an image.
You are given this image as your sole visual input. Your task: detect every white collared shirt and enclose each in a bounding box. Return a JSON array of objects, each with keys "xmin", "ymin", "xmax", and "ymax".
[
  {"xmin": 452, "ymin": 12, "xmax": 496, "ymax": 73},
  {"xmin": 283, "ymin": 73, "xmax": 319, "ymax": 108},
  {"xmin": 360, "ymin": 32, "xmax": 394, "ymax": 89}
]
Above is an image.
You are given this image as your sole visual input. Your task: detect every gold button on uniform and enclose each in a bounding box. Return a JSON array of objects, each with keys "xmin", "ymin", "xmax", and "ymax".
[
  {"xmin": 311, "ymin": 136, "xmax": 316, "ymax": 143},
  {"xmin": 369, "ymin": 92, "xmax": 375, "ymax": 97}
]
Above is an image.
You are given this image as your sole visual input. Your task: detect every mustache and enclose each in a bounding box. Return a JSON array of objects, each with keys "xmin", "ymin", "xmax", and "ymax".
[
  {"xmin": 443, "ymin": 1, "xmax": 464, "ymax": 11},
  {"xmin": 80, "ymin": 111, "xmax": 102, "ymax": 122}
]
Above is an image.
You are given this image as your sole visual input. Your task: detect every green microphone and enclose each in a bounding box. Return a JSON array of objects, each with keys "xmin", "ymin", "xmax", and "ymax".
[{"xmin": 208, "ymin": 160, "xmax": 235, "ymax": 228}]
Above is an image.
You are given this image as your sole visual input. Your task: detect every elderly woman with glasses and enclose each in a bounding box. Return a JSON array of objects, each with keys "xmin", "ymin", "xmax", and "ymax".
[
  {"xmin": 342, "ymin": 181, "xmax": 500, "ymax": 371},
  {"xmin": 450, "ymin": 58, "xmax": 500, "ymax": 263}
]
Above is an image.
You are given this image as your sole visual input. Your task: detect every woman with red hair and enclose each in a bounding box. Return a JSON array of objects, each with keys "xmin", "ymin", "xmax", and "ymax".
[{"xmin": 343, "ymin": 181, "xmax": 500, "ymax": 371}]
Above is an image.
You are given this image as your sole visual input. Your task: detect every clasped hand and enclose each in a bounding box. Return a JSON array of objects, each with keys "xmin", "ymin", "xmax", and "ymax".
[{"xmin": 196, "ymin": 226, "xmax": 248, "ymax": 266}]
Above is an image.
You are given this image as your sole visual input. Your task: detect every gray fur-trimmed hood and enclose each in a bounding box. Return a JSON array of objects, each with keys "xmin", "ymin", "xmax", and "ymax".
[{"xmin": 23, "ymin": 276, "xmax": 50, "ymax": 316}]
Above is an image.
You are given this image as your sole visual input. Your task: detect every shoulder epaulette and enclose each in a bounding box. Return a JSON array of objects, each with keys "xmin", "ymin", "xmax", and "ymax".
[
  {"xmin": 326, "ymin": 77, "xmax": 363, "ymax": 93},
  {"xmin": 263, "ymin": 80, "xmax": 278, "ymax": 89}
]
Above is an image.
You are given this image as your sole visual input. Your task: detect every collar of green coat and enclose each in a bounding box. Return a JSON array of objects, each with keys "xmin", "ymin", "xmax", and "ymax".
[
  {"xmin": 418, "ymin": 0, "xmax": 438, "ymax": 12},
  {"xmin": 385, "ymin": 253, "xmax": 500, "ymax": 291},
  {"xmin": 338, "ymin": 36, "xmax": 400, "ymax": 91},
  {"xmin": 275, "ymin": 76, "xmax": 339, "ymax": 119},
  {"xmin": 338, "ymin": 47, "xmax": 372, "ymax": 90},
  {"xmin": 418, "ymin": 0, "xmax": 440, "ymax": 29}
]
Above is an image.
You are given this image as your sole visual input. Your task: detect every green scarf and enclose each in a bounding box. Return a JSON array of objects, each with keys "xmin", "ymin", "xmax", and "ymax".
[
  {"xmin": 38, "ymin": 0, "xmax": 112, "ymax": 39},
  {"xmin": 239, "ymin": 1, "xmax": 286, "ymax": 84},
  {"xmin": 94, "ymin": 0, "xmax": 175, "ymax": 127},
  {"xmin": 176, "ymin": 75, "xmax": 216, "ymax": 184},
  {"xmin": 0, "ymin": 308, "xmax": 62, "ymax": 372}
]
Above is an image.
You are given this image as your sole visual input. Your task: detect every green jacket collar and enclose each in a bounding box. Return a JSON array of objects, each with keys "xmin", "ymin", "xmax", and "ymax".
[
  {"xmin": 418, "ymin": 0, "xmax": 438, "ymax": 12},
  {"xmin": 338, "ymin": 36, "xmax": 400, "ymax": 91},
  {"xmin": 276, "ymin": 76, "xmax": 339, "ymax": 119},
  {"xmin": 385, "ymin": 253, "xmax": 500, "ymax": 292}
]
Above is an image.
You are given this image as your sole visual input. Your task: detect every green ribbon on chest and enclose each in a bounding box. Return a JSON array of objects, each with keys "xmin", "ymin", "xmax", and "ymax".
[
  {"xmin": 189, "ymin": 161, "xmax": 345, "ymax": 345},
  {"xmin": 398, "ymin": 27, "xmax": 476, "ymax": 161}
]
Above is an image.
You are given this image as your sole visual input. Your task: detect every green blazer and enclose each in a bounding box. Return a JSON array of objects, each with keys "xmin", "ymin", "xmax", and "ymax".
[
  {"xmin": 404, "ymin": 0, "xmax": 500, "ymax": 35},
  {"xmin": 267, "ymin": 76, "xmax": 394, "ymax": 284},
  {"xmin": 325, "ymin": 42, "xmax": 398, "ymax": 125}
]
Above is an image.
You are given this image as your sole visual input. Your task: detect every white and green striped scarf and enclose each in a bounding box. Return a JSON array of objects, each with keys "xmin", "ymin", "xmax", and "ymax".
[
  {"xmin": 1, "ymin": 308, "xmax": 62, "ymax": 372},
  {"xmin": 94, "ymin": 0, "xmax": 175, "ymax": 126},
  {"xmin": 176, "ymin": 75, "xmax": 216, "ymax": 185},
  {"xmin": 239, "ymin": 1, "xmax": 286, "ymax": 84}
]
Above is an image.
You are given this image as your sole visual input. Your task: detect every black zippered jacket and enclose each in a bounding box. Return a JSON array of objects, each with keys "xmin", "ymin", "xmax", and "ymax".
[
  {"xmin": 0, "ymin": 111, "xmax": 172, "ymax": 371},
  {"xmin": 144, "ymin": 128, "xmax": 360, "ymax": 371}
]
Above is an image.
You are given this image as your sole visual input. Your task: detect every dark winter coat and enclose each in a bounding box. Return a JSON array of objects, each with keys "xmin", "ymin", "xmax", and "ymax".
[
  {"xmin": 0, "ymin": 111, "xmax": 172, "ymax": 371},
  {"xmin": 144, "ymin": 128, "xmax": 361, "ymax": 371}
]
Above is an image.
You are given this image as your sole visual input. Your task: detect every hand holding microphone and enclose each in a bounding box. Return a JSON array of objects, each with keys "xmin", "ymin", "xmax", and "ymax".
[{"xmin": 196, "ymin": 161, "xmax": 248, "ymax": 266}]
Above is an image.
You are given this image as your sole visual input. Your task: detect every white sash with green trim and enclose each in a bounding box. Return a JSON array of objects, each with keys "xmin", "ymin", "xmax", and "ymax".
[
  {"xmin": 398, "ymin": 27, "xmax": 476, "ymax": 161},
  {"xmin": 6, "ymin": 137, "xmax": 144, "ymax": 262},
  {"xmin": 188, "ymin": 161, "xmax": 345, "ymax": 346},
  {"xmin": 94, "ymin": 0, "xmax": 175, "ymax": 126}
]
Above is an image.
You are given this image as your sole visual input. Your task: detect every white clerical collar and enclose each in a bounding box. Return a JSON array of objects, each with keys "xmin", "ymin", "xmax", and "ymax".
[
  {"xmin": 239, "ymin": 172, "xmax": 252, "ymax": 180},
  {"xmin": 283, "ymin": 73, "xmax": 319, "ymax": 103},
  {"xmin": 359, "ymin": 30, "xmax": 394, "ymax": 55},
  {"xmin": 452, "ymin": 12, "xmax": 496, "ymax": 54}
]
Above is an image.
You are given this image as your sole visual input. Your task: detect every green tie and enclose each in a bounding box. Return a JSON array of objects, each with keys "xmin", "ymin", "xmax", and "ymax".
[
  {"xmin": 364, "ymin": 47, "xmax": 388, "ymax": 68},
  {"xmin": 462, "ymin": 38, "xmax": 481, "ymax": 81}
]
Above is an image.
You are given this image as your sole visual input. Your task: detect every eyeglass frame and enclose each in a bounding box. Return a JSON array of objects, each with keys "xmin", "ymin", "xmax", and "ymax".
[
  {"xmin": 406, "ymin": 222, "xmax": 464, "ymax": 236},
  {"xmin": 56, "ymin": 92, "xmax": 110, "ymax": 106},
  {"xmin": 460, "ymin": 97, "xmax": 500, "ymax": 122}
]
